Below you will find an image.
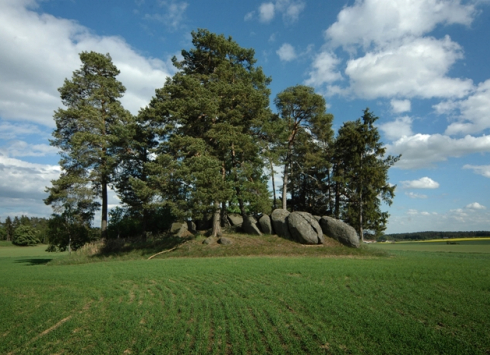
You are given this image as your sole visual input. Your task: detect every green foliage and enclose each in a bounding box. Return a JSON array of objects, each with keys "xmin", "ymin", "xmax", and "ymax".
[
  {"xmin": 12, "ymin": 225, "xmax": 40, "ymax": 246},
  {"xmin": 45, "ymin": 51, "xmax": 133, "ymax": 236},
  {"xmin": 334, "ymin": 108, "xmax": 400, "ymax": 239},
  {"xmin": 274, "ymin": 85, "xmax": 334, "ymax": 211}
]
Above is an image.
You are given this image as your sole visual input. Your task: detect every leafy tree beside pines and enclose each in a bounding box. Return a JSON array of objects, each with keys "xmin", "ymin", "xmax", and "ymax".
[
  {"xmin": 333, "ymin": 108, "xmax": 400, "ymax": 240},
  {"xmin": 12, "ymin": 225, "xmax": 40, "ymax": 246},
  {"xmin": 45, "ymin": 51, "xmax": 133, "ymax": 237}
]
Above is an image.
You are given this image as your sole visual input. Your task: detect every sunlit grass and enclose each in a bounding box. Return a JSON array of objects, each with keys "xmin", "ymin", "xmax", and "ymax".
[{"xmin": 1, "ymin": 243, "xmax": 490, "ymax": 354}]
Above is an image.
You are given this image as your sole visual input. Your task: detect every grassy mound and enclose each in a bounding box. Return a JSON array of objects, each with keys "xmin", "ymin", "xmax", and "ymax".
[{"xmin": 48, "ymin": 232, "xmax": 386, "ymax": 265}]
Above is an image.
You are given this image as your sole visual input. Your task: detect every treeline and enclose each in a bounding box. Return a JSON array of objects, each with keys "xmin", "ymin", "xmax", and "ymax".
[
  {"xmin": 382, "ymin": 231, "xmax": 490, "ymax": 241},
  {"xmin": 43, "ymin": 29, "xmax": 399, "ymax": 251},
  {"xmin": 0, "ymin": 216, "xmax": 50, "ymax": 246}
]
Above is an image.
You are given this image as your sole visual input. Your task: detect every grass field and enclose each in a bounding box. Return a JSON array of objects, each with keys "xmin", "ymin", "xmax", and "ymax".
[
  {"xmin": 1, "ymin": 240, "xmax": 489, "ymax": 354},
  {"xmin": 372, "ymin": 239, "xmax": 490, "ymax": 253}
]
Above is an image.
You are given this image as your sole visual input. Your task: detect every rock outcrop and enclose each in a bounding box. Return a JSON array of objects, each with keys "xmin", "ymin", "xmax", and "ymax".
[
  {"xmin": 242, "ymin": 216, "xmax": 262, "ymax": 236},
  {"xmin": 228, "ymin": 214, "xmax": 243, "ymax": 227},
  {"xmin": 218, "ymin": 237, "xmax": 233, "ymax": 245},
  {"xmin": 271, "ymin": 209, "xmax": 292, "ymax": 239},
  {"xmin": 170, "ymin": 222, "xmax": 189, "ymax": 237},
  {"xmin": 287, "ymin": 211, "xmax": 324, "ymax": 244},
  {"xmin": 258, "ymin": 214, "xmax": 273, "ymax": 234},
  {"xmin": 319, "ymin": 216, "xmax": 360, "ymax": 248}
]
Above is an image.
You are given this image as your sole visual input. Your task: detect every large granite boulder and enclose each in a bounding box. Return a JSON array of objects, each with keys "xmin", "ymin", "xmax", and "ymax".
[
  {"xmin": 287, "ymin": 212, "xmax": 324, "ymax": 244},
  {"xmin": 218, "ymin": 237, "xmax": 233, "ymax": 245},
  {"xmin": 271, "ymin": 209, "xmax": 292, "ymax": 239},
  {"xmin": 202, "ymin": 236, "xmax": 218, "ymax": 245},
  {"xmin": 242, "ymin": 216, "xmax": 262, "ymax": 236},
  {"xmin": 228, "ymin": 214, "xmax": 243, "ymax": 227},
  {"xmin": 170, "ymin": 222, "xmax": 189, "ymax": 237},
  {"xmin": 319, "ymin": 216, "xmax": 360, "ymax": 248},
  {"xmin": 258, "ymin": 214, "xmax": 273, "ymax": 234}
]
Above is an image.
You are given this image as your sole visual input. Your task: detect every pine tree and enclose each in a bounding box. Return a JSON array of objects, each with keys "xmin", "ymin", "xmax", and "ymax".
[
  {"xmin": 274, "ymin": 85, "xmax": 333, "ymax": 211},
  {"xmin": 333, "ymin": 108, "xmax": 400, "ymax": 240},
  {"xmin": 45, "ymin": 51, "xmax": 133, "ymax": 237},
  {"xmin": 4, "ymin": 217, "xmax": 14, "ymax": 242},
  {"xmin": 136, "ymin": 29, "xmax": 272, "ymax": 237}
]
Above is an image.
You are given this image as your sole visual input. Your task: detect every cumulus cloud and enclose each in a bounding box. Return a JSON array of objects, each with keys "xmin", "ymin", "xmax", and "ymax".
[
  {"xmin": 379, "ymin": 116, "xmax": 413, "ymax": 141},
  {"xmin": 391, "ymin": 99, "xmax": 411, "ymax": 113},
  {"xmin": 1, "ymin": 141, "xmax": 58, "ymax": 157},
  {"xmin": 463, "ymin": 164, "xmax": 490, "ymax": 178},
  {"xmin": 259, "ymin": 2, "xmax": 275, "ymax": 22},
  {"xmin": 435, "ymin": 79, "xmax": 490, "ymax": 135},
  {"xmin": 276, "ymin": 43, "xmax": 297, "ymax": 61},
  {"xmin": 388, "ymin": 133, "xmax": 490, "ymax": 169},
  {"xmin": 344, "ymin": 36, "xmax": 473, "ymax": 100},
  {"xmin": 401, "ymin": 177, "xmax": 440, "ymax": 189},
  {"xmin": 325, "ymin": 0, "xmax": 475, "ymax": 49},
  {"xmin": 0, "ymin": 0, "xmax": 172, "ymax": 127},
  {"xmin": 466, "ymin": 202, "xmax": 486, "ymax": 210},
  {"xmin": 304, "ymin": 51, "xmax": 342, "ymax": 87}
]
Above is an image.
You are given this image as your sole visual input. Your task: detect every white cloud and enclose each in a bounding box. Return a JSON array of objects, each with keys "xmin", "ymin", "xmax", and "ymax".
[
  {"xmin": 145, "ymin": 1, "xmax": 188, "ymax": 29},
  {"xmin": 325, "ymin": 0, "xmax": 476, "ymax": 49},
  {"xmin": 388, "ymin": 133, "xmax": 490, "ymax": 169},
  {"xmin": 255, "ymin": 0, "xmax": 305, "ymax": 23},
  {"xmin": 401, "ymin": 177, "xmax": 440, "ymax": 189},
  {"xmin": 466, "ymin": 202, "xmax": 486, "ymax": 210},
  {"xmin": 435, "ymin": 79, "xmax": 490, "ymax": 135},
  {"xmin": 391, "ymin": 99, "xmax": 411, "ymax": 113},
  {"xmin": 463, "ymin": 164, "xmax": 490, "ymax": 178},
  {"xmin": 1, "ymin": 141, "xmax": 58, "ymax": 157},
  {"xmin": 304, "ymin": 51, "xmax": 342, "ymax": 86},
  {"xmin": 344, "ymin": 36, "xmax": 473, "ymax": 100},
  {"xmin": 259, "ymin": 2, "xmax": 275, "ymax": 22},
  {"xmin": 405, "ymin": 192, "xmax": 428, "ymax": 199},
  {"xmin": 379, "ymin": 116, "xmax": 413, "ymax": 141},
  {"xmin": 276, "ymin": 43, "xmax": 297, "ymax": 61},
  {"xmin": 0, "ymin": 0, "xmax": 172, "ymax": 127}
]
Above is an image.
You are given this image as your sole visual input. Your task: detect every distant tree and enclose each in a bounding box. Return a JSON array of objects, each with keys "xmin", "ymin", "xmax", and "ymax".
[
  {"xmin": 4, "ymin": 216, "xmax": 14, "ymax": 241},
  {"xmin": 45, "ymin": 51, "xmax": 133, "ymax": 237},
  {"xmin": 12, "ymin": 225, "xmax": 40, "ymax": 246},
  {"xmin": 333, "ymin": 108, "xmax": 400, "ymax": 240}
]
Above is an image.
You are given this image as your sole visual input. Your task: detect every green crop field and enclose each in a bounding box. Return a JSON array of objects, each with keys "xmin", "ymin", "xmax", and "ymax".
[
  {"xmin": 372, "ymin": 239, "xmax": 490, "ymax": 253},
  {"xmin": 1, "ymin": 242, "xmax": 490, "ymax": 354}
]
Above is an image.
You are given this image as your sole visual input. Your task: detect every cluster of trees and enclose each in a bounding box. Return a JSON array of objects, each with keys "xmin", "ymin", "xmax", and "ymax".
[
  {"xmin": 0, "ymin": 216, "xmax": 49, "ymax": 246},
  {"xmin": 44, "ymin": 29, "xmax": 399, "ymax": 249},
  {"xmin": 382, "ymin": 231, "xmax": 490, "ymax": 241}
]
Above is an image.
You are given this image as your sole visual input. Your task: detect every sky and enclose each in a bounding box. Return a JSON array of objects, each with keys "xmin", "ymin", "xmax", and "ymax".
[{"xmin": 1, "ymin": 0, "xmax": 490, "ymax": 234}]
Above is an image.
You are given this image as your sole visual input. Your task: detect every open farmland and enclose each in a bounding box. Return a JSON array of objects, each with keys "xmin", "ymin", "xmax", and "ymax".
[
  {"xmin": 372, "ymin": 238, "xmax": 490, "ymax": 253},
  {"xmin": 1, "ymin": 242, "xmax": 489, "ymax": 354}
]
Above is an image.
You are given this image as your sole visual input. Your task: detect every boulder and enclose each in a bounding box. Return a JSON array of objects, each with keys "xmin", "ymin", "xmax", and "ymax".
[
  {"xmin": 258, "ymin": 214, "xmax": 273, "ymax": 234},
  {"xmin": 202, "ymin": 236, "xmax": 218, "ymax": 245},
  {"xmin": 242, "ymin": 216, "xmax": 262, "ymax": 236},
  {"xmin": 187, "ymin": 221, "xmax": 197, "ymax": 234},
  {"xmin": 287, "ymin": 212, "xmax": 324, "ymax": 244},
  {"xmin": 218, "ymin": 237, "xmax": 233, "ymax": 245},
  {"xmin": 170, "ymin": 222, "xmax": 188, "ymax": 237},
  {"xmin": 228, "ymin": 214, "xmax": 243, "ymax": 227},
  {"xmin": 319, "ymin": 216, "xmax": 360, "ymax": 248},
  {"xmin": 271, "ymin": 209, "xmax": 292, "ymax": 239},
  {"xmin": 313, "ymin": 215, "xmax": 321, "ymax": 222}
]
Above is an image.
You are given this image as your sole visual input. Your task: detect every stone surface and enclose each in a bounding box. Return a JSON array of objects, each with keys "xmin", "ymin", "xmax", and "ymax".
[
  {"xmin": 258, "ymin": 214, "xmax": 273, "ymax": 234},
  {"xmin": 170, "ymin": 222, "xmax": 188, "ymax": 237},
  {"xmin": 228, "ymin": 214, "xmax": 243, "ymax": 227},
  {"xmin": 242, "ymin": 215, "xmax": 262, "ymax": 236},
  {"xmin": 187, "ymin": 221, "xmax": 197, "ymax": 233},
  {"xmin": 313, "ymin": 215, "xmax": 321, "ymax": 222},
  {"xmin": 287, "ymin": 212, "xmax": 324, "ymax": 244},
  {"xmin": 202, "ymin": 236, "xmax": 218, "ymax": 245},
  {"xmin": 271, "ymin": 209, "xmax": 292, "ymax": 239},
  {"xmin": 319, "ymin": 216, "xmax": 360, "ymax": 248},
  {"xmin": 218, "ymin": 237, "xmax": 233, "ymax": 245}
]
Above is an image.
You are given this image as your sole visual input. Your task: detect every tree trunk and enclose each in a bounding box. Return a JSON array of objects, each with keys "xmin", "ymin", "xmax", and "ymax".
[
  {"xmin": 282, "ymin": 162, "xmax": 288, "ymax": 210},
  {"xmin": 211, "ymin": 200, "xmax": 221, "ymax": 237},
  {"xmin": 270, "ymin": 159, "xmax": 277, "ymax": 209},
  {"xmin": 101, "ymin": 180, "xmax": 108, "ymax": 238}
]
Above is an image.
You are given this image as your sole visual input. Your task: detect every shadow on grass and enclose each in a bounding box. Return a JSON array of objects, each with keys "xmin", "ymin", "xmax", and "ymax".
[{"xmin": 15, "ymin": 258, "xmax": 53, "ymax": 266}]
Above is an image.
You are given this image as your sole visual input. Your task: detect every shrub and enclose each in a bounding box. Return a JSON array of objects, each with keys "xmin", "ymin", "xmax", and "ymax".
[{"xmin": 12, "ymin": 225, "xmax": 40, "ymax": 246}]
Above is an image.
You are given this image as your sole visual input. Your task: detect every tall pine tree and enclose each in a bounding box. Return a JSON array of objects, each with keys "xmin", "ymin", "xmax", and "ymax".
[{"xmin": 45, "ymin": 52, "xmax": 133, "ymax": 237}]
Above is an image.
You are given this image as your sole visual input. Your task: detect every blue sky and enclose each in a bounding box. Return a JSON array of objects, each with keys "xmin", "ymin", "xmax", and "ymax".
[{"xmin": 1, "ymin": 0, "xmax": 489, "ymax": 233}]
